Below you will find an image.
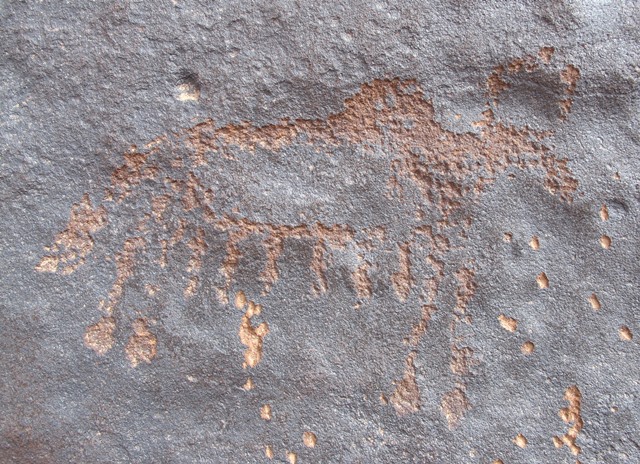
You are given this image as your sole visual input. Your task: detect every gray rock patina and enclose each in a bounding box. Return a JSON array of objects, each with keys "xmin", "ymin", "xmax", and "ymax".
[{"xmin": 1, "ymin": 1, "xmax": 639, "ymax": 463}]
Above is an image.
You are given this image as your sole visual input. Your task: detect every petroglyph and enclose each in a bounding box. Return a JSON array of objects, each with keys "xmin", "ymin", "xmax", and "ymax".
[
  {"xmin": 36, "ymin": 194, "xmax": 107, "ymax": 275},
  {"xmin": 391, "ymin": 242, "xmax": 413, "ymax": 301},
  {"xmin": 184, "ymin": 227, "xmax": 207, "ymax": 298},
  {"xmin": 103, "ymin": 237, "xmax": 146, "ymax": 314},
  {"xmin": 588, "ymin": 293, "xmax": 601, "ymax": 310},
  {"xmin": 600, "ymin": 235, "xmax": 612, "ymax": 249},
  {"xmin": 619, "ymin": 326, "xmax": 633, "ymax": 341},
  {"xmin": 302, "ymin": 431, "xmax": 317, "ymax": 448},
  {"xmin": 521, "ymin": 341, "xmax": 535, "ymax": 354},
  {"xmin": 239, "ymin": 303, "xmax": 269, "ymax": 369},
  {"xmin": 537, "ymin": 272, "xmax": 550, "ymax": 289},
  {"xmin": 390, "ymin": 351, "xmax": 421, "ymax": 415},
  {"xmin": 529, "ymin": 235, "xmax": 540, "ymax": 250},
  {"xmin": 352, "ymin": 261, "xmax": 373, "ymax": 300},
  {"xmin": 487, "ymin": 53, "xmax": 541, "ymax": 102},
  {"xmin": 409, "ymin": 304, "xmax": 437, "ymax": 345},
  {"xmin": 243, "ymin": 377, "xmax": 255, "ymax": 391},
  {"xmin": 260, "ymin": 404, "xmax": 272, "ymax": 421},
  {"xmin": 84, "ymin": 316, "xmax": 116, "ymax": 355},
  {"xmin": 559, "ymin": 64, "xmax": 581, "ymax": 119},
  {"xmin": 498, "ymin": 314, "xmax": 518, "ymax": 332},
  {"xmin": 125, "ymin": 319, "xmax": 157, "ymax": 367},
  {"xmin": 441, "ymin": 386, "xmax": 470, "ymax": 429},
  {"xmin": 538, "ymin": 46, "xmax": 555, "ymax": 64},
  {"xmin": 450, "ymin": 345, "xmax": 478, "ymax": 376},
  {"xmin": 37, "ymin": 48, "xmax": 580, "ymax": 436},
  {"xmin": 553, "ymin": 385, "xmax": 583, "ymax": 457},
  {"xmin": 514, "ymin": 433, "xmax": 528, "ymax": 448}
]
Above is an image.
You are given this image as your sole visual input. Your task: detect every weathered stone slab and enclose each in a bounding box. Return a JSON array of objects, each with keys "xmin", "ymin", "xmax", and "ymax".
[{"xmin": 1, "ymin": 2, "xmax": 639, "ymax": 463}]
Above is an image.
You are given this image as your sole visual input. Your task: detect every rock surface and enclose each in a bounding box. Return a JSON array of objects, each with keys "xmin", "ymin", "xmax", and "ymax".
[{"xmin": 1, "ymin": 2, "xmax": 639, "ymax": 463}]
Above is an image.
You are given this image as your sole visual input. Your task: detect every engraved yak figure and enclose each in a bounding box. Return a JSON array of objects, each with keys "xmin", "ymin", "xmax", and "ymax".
[{"xmin": 37, "ymin": 49, "xmax": 579, "ymax": 428}]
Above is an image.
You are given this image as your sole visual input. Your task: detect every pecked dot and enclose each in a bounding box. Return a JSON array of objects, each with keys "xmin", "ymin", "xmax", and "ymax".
[
  {"xmin": 260, "ymin": 404, "xmax": 272, "ymax": 421},
  {"xmin": 536, "ymin": 272, "xmax": 549, "ymax": 289},
  {"xmin": 600, "ymin": 235, "xmax": 611, "ymax": 249},
  {"xmin": 514, "ymin": 433, "xmax": 528, "ymax": 448},
  {"xmin": 529, "ymin": 236, "xmax": 540, "ymax": 250},
  {"xmin": 175, "ymin": 70, "xmax": 201, "ymax": 102},
  {"xmin": 235, "ymin": 291, "xmax": 246, "ymax": 309},
  {"xmin": 303, "ymin": 431, "xmax": 317, "ymax": 448},
  {"xmin": 243, "ymin": 377, "xmax": 254, "ymax": 391},
  {"xmin": 521, "ymin": 341, "xmax": 535, "ymax": 354},
  {"xmin": 265, "ymin": 446, "xmax": 274, "ymax": 459},
  {"xmin": 498, "ymin": 314, "xmax": 518, "ymax": 332},
  {"xmin": 619, "ymin": 326, "xmax": 633, "ymax": 341}
]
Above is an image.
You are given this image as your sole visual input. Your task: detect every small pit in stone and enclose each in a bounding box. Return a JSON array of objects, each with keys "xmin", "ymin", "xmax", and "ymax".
[
  {"xmin": 514, "ymin": 433, "xmax": 528, "ymax": 448},
  {"xmin": 521, "ymin": 341, "xmax": 535, "ymax": 354},
  {"xmin": 529, "ymin": 236, "xmax": 540, "ymax": 250},
  {"xmin": 600, "ymin": 235, "xmax": 612, "ymax": 249},
  {"xmin": 619, "ymin": 326, "xmax": 633, "ymax": 341},
  {"xmin": 588, "ymin": 293, "xmax": 601, "ymax": 310},
  {"xmin": 536, "ymin": 272, "xmax": 549, "ymax": 289},
  {"xmin": 235, "ymin": 290, "xmax": 246, "ymax": 309},
  {"xmin": 303, "ymin": 431, "xmax": 317, "ymax": 448},
  {"xmin": 260, "ymin": 404, "xmax": 272, "ymax": 421},
  {"xmin": 175, "ymin": 69, "xmax": 201, "ymax": 102},
  {"xmin": 265, "ymin": 445, "xmax": 274, "ymax": 459},
  {"xmin": 243, "ymin": 377, "xmax": 254, "ymax": 390},
  {"xmin": 498, "ymin": 314, "xmax": 518, "ymax": 332}
]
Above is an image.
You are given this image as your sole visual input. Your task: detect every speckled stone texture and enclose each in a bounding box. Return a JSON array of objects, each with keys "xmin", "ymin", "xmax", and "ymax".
[{"xmin": 1, "ymin": 1, "xmax": 639, "ymax": 463}]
